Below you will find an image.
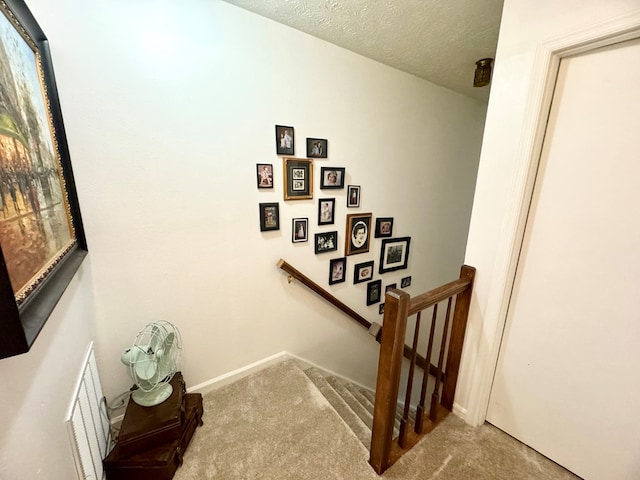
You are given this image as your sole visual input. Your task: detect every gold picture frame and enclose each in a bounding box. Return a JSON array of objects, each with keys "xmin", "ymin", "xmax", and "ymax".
[
  {"xmin": 0, "ymin": 0, "xmax": 87, "ymax": 359},
  {"xmin": 283, "ymin": 158, "xmax": 313, "ymax": 200}
]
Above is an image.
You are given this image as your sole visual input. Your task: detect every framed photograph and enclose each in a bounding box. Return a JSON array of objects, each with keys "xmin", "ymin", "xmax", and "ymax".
[
  {"xmin": 329, "ymin": 257, "xmax": 346, "ymax": 285},
  {"xmin": 292, "ymin": 218, "xmax": 308, "ymax": 243},
  {"xmin": 275, "ymin": 125, "xmax": 294, "ymax": 155},
  {"xmin": 385, "ymin": 283, "xmax": 397, "ymax": 293},
  {"xmin": 345, "ymin": 212, "xmax": 372, "ymax": 256},
  {"xmin": 283, "ymin": 158, "xmax": 313, "ymax": 200},
  {"xmin": 347, "ymin": 185, "xmax": 360, "ymax": 208},
  {"xmin": 314, "ymin": 231, "xmax": 338, "ymax": 254},
  {"xmin": 375, "ymin": 217, "xmax": 394, "ymax": 238},
  {"xmin": 379, "ymin": 303, "xmax": 385, "ymax": 315},
  {"xmin": 366, "ymin": 279, "xmax": 382, "ymax": 306},
  {"xmin": 320, "ymin": 167, "xmax": 345, "ymax": 189},
  {"xmin": 0, "ymin": 0, "xmax": 87, "ymax": 359},
  {"xmin": 306, "ymin": 138, "xmax": 327, "ymax": 159},
  {"xmin": 318, "ymin": 198, "xmax": 335, "ymax": 225},
  {"xmin": 353, "ymin": 260, "xmax": 374, "ymax": 284},
  {"xmin": 259, "ymin": 203, "xmax": 280, "ymax": 232},
  {"xmin": 379, "ymin": 237, "xmax": 411, "ymax": 274},
  {"xmin": 256, "ymin": 163, "xmax": 273, "ymax": 188},
  {"xmin": 401, "ymin": 276, "xmax": 412, "ymax": 288}
]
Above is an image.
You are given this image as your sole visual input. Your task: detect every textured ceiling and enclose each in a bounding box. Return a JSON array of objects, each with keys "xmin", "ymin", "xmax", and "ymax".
[{"xmin": 220, "ymin": 0, "xmax": 504, "ymax": 102}]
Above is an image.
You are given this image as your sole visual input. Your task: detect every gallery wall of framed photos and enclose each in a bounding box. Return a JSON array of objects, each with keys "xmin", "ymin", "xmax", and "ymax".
[{"xmin": 257, "ymin": 123, "xmax": 416, "ymax": 313}]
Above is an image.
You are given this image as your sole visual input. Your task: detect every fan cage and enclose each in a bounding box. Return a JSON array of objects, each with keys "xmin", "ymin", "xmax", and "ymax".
[{"xmin": 128, "ymin": 321, "xmax": 182, "ymax": 393}]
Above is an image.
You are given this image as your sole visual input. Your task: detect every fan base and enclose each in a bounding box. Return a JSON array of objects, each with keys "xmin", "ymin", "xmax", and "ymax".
[{"xmin": 131, "ymin": 383, "xmax": 173, "ymax": 407}]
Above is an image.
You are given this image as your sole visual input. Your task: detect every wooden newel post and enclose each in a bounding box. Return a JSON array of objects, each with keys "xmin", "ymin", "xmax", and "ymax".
[
  {"xmin": 369, "ymin": 289, "xmax": 410, "ymax": 474},
  {"xmin": 441, "ymin": 265, "xmax": 476, "ymax": 411}
]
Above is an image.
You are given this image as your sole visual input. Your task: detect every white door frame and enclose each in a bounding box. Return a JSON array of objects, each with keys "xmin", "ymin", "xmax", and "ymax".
[{"xmin": 464, "ymin": 12, "xmax": 640, "ymax": 427}]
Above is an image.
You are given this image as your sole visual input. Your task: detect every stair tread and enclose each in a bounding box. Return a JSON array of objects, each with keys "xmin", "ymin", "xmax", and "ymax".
[
  {"xmin": 325, "ymin": 376, "xmax": 373, "ymax": 429},
  {"xmin": 341, "ymin": 382, "xmax": 375, "ymax": 416},
  {"xmin": 303, "ymin": 368, "xmax": 371, "ymax": 448}
]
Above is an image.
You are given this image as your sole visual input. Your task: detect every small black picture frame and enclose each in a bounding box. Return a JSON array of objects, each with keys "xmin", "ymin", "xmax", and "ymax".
[
  {"xmin": 401, "ymin": 276, "xmax": 412, "ymax": 288},
  {"xmin": 257, "ymin": 163, "xmax": 273, "ymax": 188},
  {"xmin": 292, "ymin": 218, "xmax": 308, "ymax": 243},
  {"xmin": 379, "ymin": 237, "xmax": 411, "ymax": 274},
  {"xmin": 353, "ymin": 260, "xmax": 374, "ymax": 284},
  {"xmin": 320, "ymin": 167, "xmax": 345, "ymax": 189},
  {"xmin": 306, "ymin": 137, "xmax": 327, "ymax": 158},
  {"xmin": 375, "ymin": 217, "xmax": 394, "ymax": 238},
  {"xmin": 318, "ymin": 198, "xmax": 335, "ymax": 225},
  {"xmin": 379, "ymin": 303, "xmax": 385, "ymax": 315},
  {"xmin": 259, "ymin": 202, "xmax": 280, "ymax": 232},
  {"xmin": 345, "ymin": 213, "xmax": 372, "ymax": 256},
  {"xmin": 347, "ymin": 185, "xmax": 360, "ymax": 208},
  {"xmin": 314, "ymin": 231, "xmax": 338, "ymax": 254},
  {"xmin": 367, "ymin": 279, "xmax": 382, "ymax": 306},
  {"xmin": 276, "ymin": 125, "xmax": 294, "ymax": 155},
  {"xmin": 329, "ymin": 257, "xmax": 346, "ymax": 285},
  {"xmin": 385, "ymin": 283, "xmax": 397, "ymax": 293}
]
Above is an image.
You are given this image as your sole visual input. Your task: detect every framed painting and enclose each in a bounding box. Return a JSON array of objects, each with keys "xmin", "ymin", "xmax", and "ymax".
[
  {"xmin": 375, "ymin": 217, "xmax": 394, "ymax": 238},
  {"xmin": 320, "ymin": 167, "xmax": 345, "ymax": 189},
  {"xmin": 283, "ymin": 158, "xmax": 313, "ymax": 200},
  {"xmin": 275, "ymin": 125, "xmax": 294, "ymax": 156},
  {"xmin": 292, "ymin": 217, "xmax": 308, "ymax": 243},
  {"xmin": 314, "ymin": 231, "xmax": 338, "ymax": 254},
  {"xmin": 256, "ymin": 163, "xmax": 273, "ymax": 188},
  {"xmin": 259, "ymin": 202, "xmax": 280, "ymax": 231},
  {"xmin": 0, "ymin": 0, "xmax": 87, "ymax": 359},
  {"xmin": 328, "ymin": 257, "xmax": 346, "ymax": 285},
  {"xmin": 379, "ymin": 237, "xmax": 411, "ymax": 274},
  {"xmin": 306, "ymin": 137, "xmax": 327, "ymax": 159},
  {"xmin": 353, "ymin": 260, "xmax": 374, "ymax": 284},
  {"xmin": 318, "ymin": 198, "xmax": 335, "ymax": 225},
  {"xmin": 347, "ymin": 185, "xmax": 360, "ymax": 208},
  {"xmin": 345, "ymin": 212, "xmax": 372, "ymax": 256},
  {"xmin": 401, "ymin": 276, "xmax": 412, "ymax": 288}
]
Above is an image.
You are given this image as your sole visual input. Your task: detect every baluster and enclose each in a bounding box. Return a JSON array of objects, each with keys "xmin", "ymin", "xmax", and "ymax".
[
  {"xmin": 414, "ymin": 304, "xmax": 437, "ymax": 434},
  {"xmin": 430, "ymin": 297, "xmax": 453, "ymax": 421},
  {"xmin": 398, "ymin": 312, "xmax": 421, "ymax": 447}
]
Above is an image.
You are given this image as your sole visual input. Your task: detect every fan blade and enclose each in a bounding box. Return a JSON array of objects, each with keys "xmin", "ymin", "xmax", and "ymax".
[{"xmin": 134, "ymin": 357, "xmax": 157, "ymax": 381}]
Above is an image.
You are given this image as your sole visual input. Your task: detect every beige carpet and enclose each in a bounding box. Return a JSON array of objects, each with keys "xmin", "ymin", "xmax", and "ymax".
[{"xmin": 175, "ymin": 360, "xmax": 580, "ymax": 479}]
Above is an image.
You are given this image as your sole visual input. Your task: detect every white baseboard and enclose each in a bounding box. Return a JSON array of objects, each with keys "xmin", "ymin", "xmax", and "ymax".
[
  {"xmin": 285, "ymin": 351, "xmax": 375, "ymax": 393},
  {"xmin": 109, "ymin": 353, "xmax": 470, "ymax": 429},
  {"xmin": 187, "ymin": 351, "xmax": 289, "ymax": 395},
  {"xmin": 452, "ymin": 402, "xmax": 468, "ymax": 421}
]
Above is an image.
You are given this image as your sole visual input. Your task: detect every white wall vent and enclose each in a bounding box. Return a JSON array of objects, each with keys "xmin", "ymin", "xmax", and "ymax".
[{"xmin": 66, "ymin": 342, "xmax": 111, "ymax": 480}]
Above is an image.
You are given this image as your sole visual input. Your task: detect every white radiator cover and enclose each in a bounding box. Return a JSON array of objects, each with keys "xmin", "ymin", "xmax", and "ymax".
[{"xmin": 66, "ymin": 342, "xmax": 111, "ymax": 480}]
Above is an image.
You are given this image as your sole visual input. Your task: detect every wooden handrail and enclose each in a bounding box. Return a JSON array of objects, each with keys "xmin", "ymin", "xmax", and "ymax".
[
  {"xmin": 408, "ymin": 276, "xmax": 472, "ymax": 316},
  {"xmin": 277, "ymin": 258, "xmax": 443, "ymax": 377},
  {"xmin": 277, "ymin": 259, "xmax": 372, "ymax": 330},
  {"xmin": 369, "ymin": 265, "xmax": 476, "ymax": 475}
]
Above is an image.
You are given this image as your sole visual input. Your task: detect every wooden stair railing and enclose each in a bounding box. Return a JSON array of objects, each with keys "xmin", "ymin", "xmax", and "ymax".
[
  {"xmin": 277, "ymin": 259, "xmax": 475, "ymax": 474},
  {"xmin": 369, "ymin": 265, "xmax": 476, "ymax": 474},
  {"xmin": 277, "ymin": 259, "xmax": 439, "ymax": 372}
]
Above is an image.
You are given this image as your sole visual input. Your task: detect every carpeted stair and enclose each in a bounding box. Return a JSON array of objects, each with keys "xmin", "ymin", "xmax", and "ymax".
[{"xmin": 302, "ymin": 366, "xmax": 411, "ymax": 450}]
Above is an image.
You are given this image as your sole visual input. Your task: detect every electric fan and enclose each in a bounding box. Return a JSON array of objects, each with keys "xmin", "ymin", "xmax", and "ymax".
[{"xmin": 121, "ymin": 321, "xmax": 182, "ymax": 407}]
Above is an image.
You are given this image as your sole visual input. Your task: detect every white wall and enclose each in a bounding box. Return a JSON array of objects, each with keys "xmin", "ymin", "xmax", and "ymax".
[
  {"xmin": 0, "ymin": 0, "xmax": 485, "ymax": 477},
  {"xmin": 458, "ymin": 0, "xmax": 640, "ymax": 425},
  {"xmin": 0, "ymin": 262, "xmax": 95, "ymax": 480}
]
